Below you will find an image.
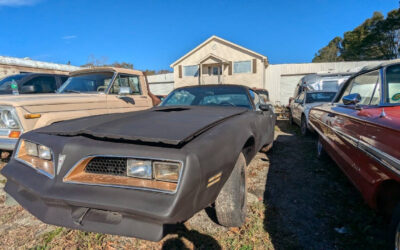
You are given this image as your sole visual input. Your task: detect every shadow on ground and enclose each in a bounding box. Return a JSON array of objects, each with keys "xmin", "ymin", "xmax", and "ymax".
[
  {"xmin": 263, "ymin": 120, "xmax": 390, "ymax": 250},
  {"xmin": 162, "ymin": 223, "xmax": 221, "ymax": 249}
]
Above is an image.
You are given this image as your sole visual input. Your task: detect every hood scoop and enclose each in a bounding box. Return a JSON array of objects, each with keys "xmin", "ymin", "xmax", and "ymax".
[{"xmin": 154, "ymin": 107, "xmax": 189, "ymax": 112}]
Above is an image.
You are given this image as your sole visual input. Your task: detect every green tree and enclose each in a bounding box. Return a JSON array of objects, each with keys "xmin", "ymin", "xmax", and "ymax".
[
  {"xmin": 312, "ymin": 37, "xmax": 343, "ymax": 62},
  {"xmin": 312, "ymin": 9, "xmax": 400, "ymax": 62}
]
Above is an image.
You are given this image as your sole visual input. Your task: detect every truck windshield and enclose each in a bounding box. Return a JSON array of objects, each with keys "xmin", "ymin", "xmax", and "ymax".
[
  {"xmin": 161, "ymin": 86, "xmax": 253, "ymax": 109},
  {"xmin": 0, "ymin": 74, "xmax": 26, "ymax": 91},
  {"xmin": 58, "ymin": 73, "xmax": 114, "ymax": 93},
  {"xmin": 306, "ymin": 92, "xmax": 337, "ymax": 103}
]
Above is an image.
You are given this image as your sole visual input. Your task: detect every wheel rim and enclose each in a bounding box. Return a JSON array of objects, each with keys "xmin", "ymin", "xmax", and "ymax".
[
  {"xmin": 396, "ymin": 222, "xmax": 400, "ymax": 250},
  {"xmin": 317, "ymin": 139, "xmax": 323, "ymax": 156}
]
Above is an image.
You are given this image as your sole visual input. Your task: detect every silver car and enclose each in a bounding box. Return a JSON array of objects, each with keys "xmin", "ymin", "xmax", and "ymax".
[{"xmin": 289, "ymin": 91, "xmax": 337, "ymax": 135}]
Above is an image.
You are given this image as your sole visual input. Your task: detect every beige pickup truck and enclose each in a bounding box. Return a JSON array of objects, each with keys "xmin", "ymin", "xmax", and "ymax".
[{"xmin": 0, "ymin": 67, "xmax": 157, "ymax": 155}]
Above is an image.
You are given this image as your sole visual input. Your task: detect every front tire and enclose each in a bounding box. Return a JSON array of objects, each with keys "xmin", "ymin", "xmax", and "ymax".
[
  {"xmin": 215, "ymin": 152, "xmax": 247, "ymax": 227},
  {"xmin": 316, "ymin": 136, "xmax": 327, "ymax": 159},
  {"xmin": 301, "ymin": 115, "xmax": 309, "ymax": 136},
  {"xmin": 288, "ymin": 110, "xmax": 294, "ymax": 125}
]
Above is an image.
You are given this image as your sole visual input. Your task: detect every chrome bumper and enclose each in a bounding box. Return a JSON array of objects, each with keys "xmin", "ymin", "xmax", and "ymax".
[{"xmin": 0, "ymin": 138, "xmax": 18, "ymax": 151}]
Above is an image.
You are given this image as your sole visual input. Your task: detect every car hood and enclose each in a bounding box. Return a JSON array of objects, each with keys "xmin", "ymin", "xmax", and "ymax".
[
  {"xmin": 35, "ymin": 106, "xmax": 248, "ymax": 146},
  {"xmin": 304, "ymin": 102, "xmax": 328, "ymax": 110},
  {"xmin": 0, "ymin": 93, "xmax": 105, "ymax": 109}
]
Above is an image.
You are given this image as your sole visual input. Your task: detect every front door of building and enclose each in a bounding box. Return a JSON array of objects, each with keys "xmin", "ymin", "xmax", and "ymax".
[{"xmin": 202, "ymin": 64, "xmax": 222, "ymax": 85}]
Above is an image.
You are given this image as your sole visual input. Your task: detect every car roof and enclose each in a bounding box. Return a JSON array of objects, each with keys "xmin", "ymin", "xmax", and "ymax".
[
  {"xmin": 70, "ymin": 67, "xmax": 143, "ymax": 76},
  {"xmin": 359, "ymin": 59, "xmax": 400, "ymax": 73},
  {"xmin": 5, "ymin": 72, "xmax": 68, "ymax": 77},
  {"xmin": 174, "ymin": 84, "xmax": 251, "ymax": 92}
]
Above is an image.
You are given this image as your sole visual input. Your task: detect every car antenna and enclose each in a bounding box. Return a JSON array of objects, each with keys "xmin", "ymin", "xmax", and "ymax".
[{"xmin": 379, "ymin": 108, "xmax": 386, "ymax": 118}]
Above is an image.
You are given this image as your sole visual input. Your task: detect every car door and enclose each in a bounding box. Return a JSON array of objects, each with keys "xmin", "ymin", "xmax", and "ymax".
[
  {"xmin": 327, "ymin": 69, "xmax": 381, "ymax": 192},
  {"xmin": 106, "ymin": 73, "xmax": 152, "ymax": 113},
  {"xmin": 21, "ymin": 75, "xmax": 58, "ymax": 93},
  {"xmin": 250, "ymin": 90, "xmax": 271, "ymax": 147}
]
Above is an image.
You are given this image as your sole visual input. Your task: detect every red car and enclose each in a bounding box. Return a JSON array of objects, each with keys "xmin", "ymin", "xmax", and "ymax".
[{"xmin": 309, "ymin": 60, "xmax": 400, "ymax": 248}]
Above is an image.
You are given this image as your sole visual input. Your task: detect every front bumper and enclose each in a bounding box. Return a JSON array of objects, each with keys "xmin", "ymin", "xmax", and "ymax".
[
  {"xmin": 0, "ymin": 137, "xmax": 18, "ymax": 151},
  {"xmin": 1, "ymin": 132, "xmax": 204, "ymax": 242},
  {"xmin": 4, "ymin": 179, "xmax": 165, "ymax": 241}
]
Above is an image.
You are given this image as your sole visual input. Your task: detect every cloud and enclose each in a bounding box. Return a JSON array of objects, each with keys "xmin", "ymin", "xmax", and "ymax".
[
  {"xmin": 0, "ymin": 0, "xmax": 41, "ymax": 6},
  {"xmin": 62, "ymin": 35, "xmax": 77, "ymax": 40}
]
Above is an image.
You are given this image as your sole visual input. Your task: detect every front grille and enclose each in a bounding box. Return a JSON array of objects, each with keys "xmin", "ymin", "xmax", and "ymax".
[{"xmin": 85, "ymin": 157, "xmax": 127, "ymax": 176}]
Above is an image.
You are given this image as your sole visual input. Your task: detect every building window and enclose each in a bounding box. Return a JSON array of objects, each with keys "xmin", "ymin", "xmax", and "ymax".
[
  {"xmin": 233, "ymin": 61, "xmax": 251, "ymax": 74},
  {"xmin": 184, "ymin": 65, "xmax": 199, "ymax": 77}
]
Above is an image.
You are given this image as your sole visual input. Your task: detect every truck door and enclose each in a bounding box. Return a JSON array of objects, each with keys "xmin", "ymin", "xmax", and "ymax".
[{"xmin": 106, "ymin": 74, "xmax": 152, "ymax": 113}]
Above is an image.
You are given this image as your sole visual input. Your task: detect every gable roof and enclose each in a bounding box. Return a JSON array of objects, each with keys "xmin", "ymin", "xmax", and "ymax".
[{"xmin": 170, "ymin": 35, "xmax": 268, "ymax": 67}]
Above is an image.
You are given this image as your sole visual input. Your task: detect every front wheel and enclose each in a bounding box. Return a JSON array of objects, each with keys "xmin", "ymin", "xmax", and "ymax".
[
  {"xmin": 215, "ymin": 152, "xmax": 247, "ymax": 227},
  {"xmin": 288, "ymin": 110, "xmax": 294, "ymax": 125},
  {"xmin": 301, "ymin": 116, "xmax": 309, "ymax": 136},
  {"xmin": 316, "ymin": 136, "xmax": 327, "ymax": 159}
]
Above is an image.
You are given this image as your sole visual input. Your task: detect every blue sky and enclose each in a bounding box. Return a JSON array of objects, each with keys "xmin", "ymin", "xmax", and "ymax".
[{"xmin": 0, "ymin": 0, "xmax": 397, "ymax": 70}]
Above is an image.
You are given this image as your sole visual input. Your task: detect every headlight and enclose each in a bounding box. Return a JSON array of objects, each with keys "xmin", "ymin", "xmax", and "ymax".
[
  {"xmin": 153, "ymin": 161, "xmax": 180, "ymax": 182},
  {"xmin": 127, "ymin": 159, "xmax": 152, "ymax": 179},
  {"xmin": 64, "ymin": 157, "xmax": 182, "ymax": 193},
  {"xmin": 15, "ymin": 139, "xmax": 54, "ymax": 178},
  {"xmin": 0, "ymin": 108, "xmax": 20, "ymax": 129}
]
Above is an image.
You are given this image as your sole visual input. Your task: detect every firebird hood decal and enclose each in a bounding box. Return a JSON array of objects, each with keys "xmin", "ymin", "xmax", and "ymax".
[{"xmin": 35, "ymin": 106, "xmax": 248, "ymax": 146}]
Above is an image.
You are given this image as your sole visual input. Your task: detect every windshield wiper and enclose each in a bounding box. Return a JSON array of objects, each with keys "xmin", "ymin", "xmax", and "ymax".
[{"xmin": 63, "ymin": 90, "xmax": 81, "ymax": 94}]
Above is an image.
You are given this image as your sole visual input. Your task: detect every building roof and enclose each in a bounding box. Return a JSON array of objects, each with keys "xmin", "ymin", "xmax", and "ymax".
[
  {"xmin": 0, "ymin": 56, "xmax": 80, "ymax": 72},
  {"xmin": 170, "ymin": 35, "xmax": 268, "ymax": 67}
]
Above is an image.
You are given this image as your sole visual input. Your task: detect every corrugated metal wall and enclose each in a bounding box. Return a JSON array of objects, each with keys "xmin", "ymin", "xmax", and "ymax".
[
  {"xmin": 147, "ymin": 73, "xmax": 174, "ymax": 95},
  {"xmin": 266, "ymin": 60, "xmax": 386, "ymax": 105}
]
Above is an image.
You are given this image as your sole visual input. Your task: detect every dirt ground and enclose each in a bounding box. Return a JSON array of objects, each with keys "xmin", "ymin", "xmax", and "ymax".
[{"xmin": 0, "ymin": 120, "xmax": 391, "ymax": 249}]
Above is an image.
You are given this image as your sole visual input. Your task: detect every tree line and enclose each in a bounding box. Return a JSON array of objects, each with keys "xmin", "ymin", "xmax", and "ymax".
[
  {"xmin": 80, "ymin": 55, "xmax": 171, "ymax": 75},
  {"xmin": 313, "ymin": 9, "xmax": 400, "ymax": 62}
]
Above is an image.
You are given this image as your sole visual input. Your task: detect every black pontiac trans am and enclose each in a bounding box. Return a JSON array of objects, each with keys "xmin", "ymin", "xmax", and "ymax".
[{"xmin": 2, "ymin": 84, "xmax": 276, "ymax": 241}]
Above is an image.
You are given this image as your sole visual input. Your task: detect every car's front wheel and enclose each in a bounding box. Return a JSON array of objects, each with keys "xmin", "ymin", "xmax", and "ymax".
[
  {"xmin": 301, "ymin": 115, "xmax": 309, "ymax": 136},
  {"xmin": 316, "ymin": 136, "xmax": 327, "ymax": 159},
  {"xmin": 215, "ymin": 152, "xmax": 247, "ymax": 227},
  {"xmin": 288, "ymin": 110, "xmax": 294, "ymax": 125}
]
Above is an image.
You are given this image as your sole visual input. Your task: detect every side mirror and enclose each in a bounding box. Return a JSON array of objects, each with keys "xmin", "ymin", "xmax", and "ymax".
[
  {"xmin": 342, "ymin": 93, "xmax": 361, "ymax": 105},
  {"xmin": 259, "ymin": 104, "xmax": 269, "ymax": 111},
  {"xmin": 118, "ymin": 86, "xmax": 132, "ymax": 96},
  {"xmin": 21, "ymin": 85, "xmax": 36, "ymax": 94}
]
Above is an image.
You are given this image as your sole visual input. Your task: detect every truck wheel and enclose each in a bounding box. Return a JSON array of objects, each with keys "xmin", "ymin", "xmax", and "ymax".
[
  {"xmin": 390, "ymin": 203, "xmax": 400, "ymax": 250},
  {"xmin": 316, "ymin": 136, "xmax": 327, "ymax": 159},
  {"xmin": 215, "ymin": 152, "xmax": 247, "ymax": 227},
  {"xmin": 301, "ymin": 115, "xmax": 309, "ymax": 136}
]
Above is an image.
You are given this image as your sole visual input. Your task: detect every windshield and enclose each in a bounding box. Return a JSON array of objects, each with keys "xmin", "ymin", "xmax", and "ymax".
[
  {"xmin": 161, "ymin": 86, "xmax": 253, "ymax": 109},
  {"xmin": 0, "ymin": 74, "xmax": 26, "ymax": 91},
  {"xmin": 386, "ymin": 64, "xmax": 400, "ymax": 104},
  {"xmin": 306, "ymin": 92, "xmax": 337, "ymax": 104},
  {"xmin": 58, "ymin": 72, "xmax": 114, "ymax": 93}
]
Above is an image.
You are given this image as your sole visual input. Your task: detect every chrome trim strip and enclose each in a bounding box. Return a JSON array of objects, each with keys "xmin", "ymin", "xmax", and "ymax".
[
  {"xmin": 358, "ymin": 140, "xmax": 400, "ymax": 176},
  {"xmin": 0, "ymin": 138, "xmax": 18, "ymax": 150},
  {"xmin": 14, "ymin": 139, "xmax": 56, "ymax": 179},
  {"xmin": 63, "ymin": 154, "xmax": 184, "ymax": 195},
  {"xmin": 312, "ymin": 117, "xmax": 400, "ymax": 176}
]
